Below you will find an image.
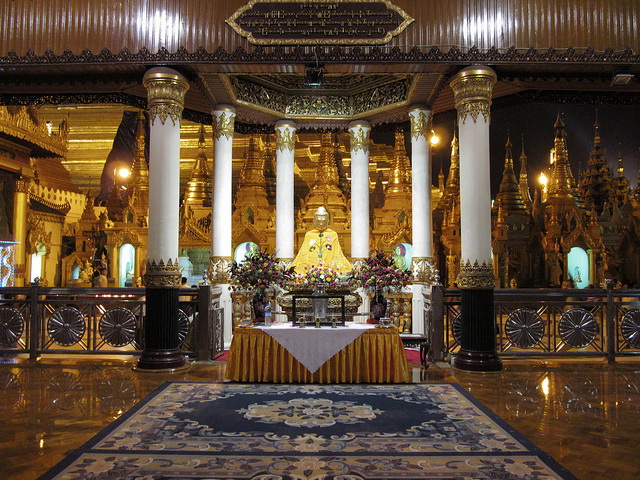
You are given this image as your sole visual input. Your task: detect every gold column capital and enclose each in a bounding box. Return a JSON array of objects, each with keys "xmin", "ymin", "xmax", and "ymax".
[
  {"xmin": 213, "ymin": 105, "xmax": 237, "ymax": 141},
  {"xmin": 144, "ymin": 258, "xmax": 181, "ymax": 288},
  {"xmin": 449, "ymin": 66, "xmax": 497, "ymax": 124},
  {"xmin": 15, "ymin": 177, "xmax": 29, "ymax": 193},
  {"xmin": 143, "ymin": 67, "xmax": 189, "ymax": 126},
  {"xmin": 275, "ymin": 120, "xmax": 297, "ymax": 153},
  {"xmin": 457, "ymin": 259, "xmax": 496, "ymax": 289},
  {"xmin": 408, "ymin": 105, "xmax": 430, "ymax": 140},
  {"xmin": 348, "ymin": 120, "xmax": 371, "ymax": 154}
]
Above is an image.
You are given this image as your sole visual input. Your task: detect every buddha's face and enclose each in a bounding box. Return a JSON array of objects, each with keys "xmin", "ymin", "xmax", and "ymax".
[{"xmin": 314, "ymin": 212, "xmax": 329, "ymax": 230}]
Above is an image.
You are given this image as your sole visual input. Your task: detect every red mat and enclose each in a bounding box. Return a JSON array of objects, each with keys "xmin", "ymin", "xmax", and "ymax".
[{"xmin": 213, "ymin": 348, "xmax": 423, "ymax": 364}]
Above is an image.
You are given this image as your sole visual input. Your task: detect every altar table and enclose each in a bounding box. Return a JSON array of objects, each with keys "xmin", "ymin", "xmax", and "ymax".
[{"xmin": 225, "ymin": 323, "xmax": 410, "ymax": 383}]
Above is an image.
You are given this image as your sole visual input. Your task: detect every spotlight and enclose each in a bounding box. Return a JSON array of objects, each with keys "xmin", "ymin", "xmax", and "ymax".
[
  {"xmin": 304, "ymin": 67, "xmax": 324, "ymax": 87},
  {"xmin": 611, "ymin": 73, "xmax": 634, "ymax": 86}
]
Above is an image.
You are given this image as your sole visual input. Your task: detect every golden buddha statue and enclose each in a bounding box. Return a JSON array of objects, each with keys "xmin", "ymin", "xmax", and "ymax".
[{"xmin": 290, "ymin": 206, "xmax": 352, "ymax": 274}]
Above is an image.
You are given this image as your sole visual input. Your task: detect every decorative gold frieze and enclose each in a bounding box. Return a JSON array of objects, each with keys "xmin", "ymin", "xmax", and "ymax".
[
  {"xmin": 143, "ymin": 68, "xmax": 189, "ymax": 126},
  {"xmin": 449, "ymin": 66, "xmax": 497, "ymax": 124},
  {"xmin": 349, "ymin": 124, "xmax": 370, "ymax": 154},
  {"xmin": 15, "ymin": 177, "xmax": 29, "ymax": 193},
  {"xmin": 231, "ymin": 76, "xmax": 408, "ymax": 118},
  {"xmin": 409, "ymin": 109, "xmax": 429, "ymax": 140},
  {"xmin": 144, "ymin": 258, "xmax": 181, "ymax": 288},
  {"xmin": 276, "ymin": 126, "xmax": 295, "ymax": 153},
  {"xmin": 412, "ymin": 257, "xmax": 439, "ymax": 285},
  {"xmin": 206, "ymin": 256, "xmax": 232, "ymax": 284},
  {"xmin": 457, "ymin": 259, "xmax": 496, "ymax": 289},
  {"xmin": 214, "ymin": 111, "xmax": 236, "ymax": 141}
]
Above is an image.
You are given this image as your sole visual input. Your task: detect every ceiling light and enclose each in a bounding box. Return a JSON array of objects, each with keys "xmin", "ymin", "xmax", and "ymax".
[{"xmin": 611, "ymin": 73, "xmax": 634, "ymax": 86}]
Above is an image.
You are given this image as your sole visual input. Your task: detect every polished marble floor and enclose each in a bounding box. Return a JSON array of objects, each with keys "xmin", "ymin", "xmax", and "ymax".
[{"xmin": 1, "ymin": 356, "xmax": 639, "ymax": 480}]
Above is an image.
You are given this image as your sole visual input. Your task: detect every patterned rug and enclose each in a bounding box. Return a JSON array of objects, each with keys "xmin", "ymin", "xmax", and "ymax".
[{"xmin": 39, "ymin": 382, "xmax": 576, "ymax": 479}]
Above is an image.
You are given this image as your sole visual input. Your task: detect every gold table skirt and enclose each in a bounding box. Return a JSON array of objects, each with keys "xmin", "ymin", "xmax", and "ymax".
[{"xmin": 225, "ymin": 326, "xmax": 410, "ymax": 383}]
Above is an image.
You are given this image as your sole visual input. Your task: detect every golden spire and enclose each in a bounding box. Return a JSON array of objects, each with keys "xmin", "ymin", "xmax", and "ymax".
[
  {"xmin": 385, "ymin": 131, "xmax": 412, "ymax": 195},
  {"xmin": 312, "ymin": 132, "xmax": 340, "ymax": 189},
  {"xmin": 548, "ymin": 114, "xmax": 575, "ymax": 200},
  {"xmin": 518, "ymin": 135, "xmax": 532, "ymax": 209},
  {"xmin": 437, "ymin": 129, "xmax": 460, "ymax": 211},
  {"xmin": 129, "ymin": 111, "xmax": 149, "ymax": 216},
  {"xmin": 79, "ymin": 191, "xmax": 97, "ymax": 223},
  {"xmin": 438, "ymin": 163, "xmax": 445, "ymax": 192},
  {"xmin": 494, "ymin": 135, "xmax": 525, "ymax": 213},
  {"xmin": 234, "ymin": 135, "xmax": 269, "ymax": 210},
  {"xmin": 183, "ymin": 124, "xmax": 212, "ymax": 209},
  {"xmin": 579, "ymin": 114, "xmax": 613, "ymax": 214}
]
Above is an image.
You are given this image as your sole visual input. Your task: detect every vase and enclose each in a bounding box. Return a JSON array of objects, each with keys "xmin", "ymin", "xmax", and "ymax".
[
  {"xmin": 312, "ymin": 283, "xmax": 328, "ymax": 326},
  {"xmin": 252, "ymin": 291, "xmax": 266, "ymax": 322},
  {"xmin": 370, "ymin": 290, "xmax": 387, "ymax": 321}
]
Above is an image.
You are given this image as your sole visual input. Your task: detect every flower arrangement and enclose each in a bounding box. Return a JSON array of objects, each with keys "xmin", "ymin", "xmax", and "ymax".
[
  {"xmin": 302, "ymin": 265, "xmax": 340, "ymax": 287},
  {"xmin": 348, "ymin": 250, "xmax": 412, "ymax": 294},
  {"xmin": 229, "ymin": 248, "xmax": 293, "ymax": 293}
]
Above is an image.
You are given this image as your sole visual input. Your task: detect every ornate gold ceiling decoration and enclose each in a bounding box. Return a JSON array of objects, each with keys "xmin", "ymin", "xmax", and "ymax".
[
  {"xmin": 226, "ymin": 0, "xmax": 414, "ymax": 45},
  {"xmin": 229, "ymin": 75, "xmax": 410, "ymax": 118}
]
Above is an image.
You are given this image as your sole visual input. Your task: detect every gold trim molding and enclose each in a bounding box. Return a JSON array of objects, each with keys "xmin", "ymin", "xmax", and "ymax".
[
  {"xmin": 449, "ymin": 66, "xmax": 497, "ymax": 124},
  {"xmin": 226, "ymin": 0, "xmax": 414, "ymax": 46},
  {"xmin": 412, "ymin": 257, "xmax": 439, "ymax": 285},
  {"xmin": 457, "ymin": 259, "xmax": 496, "ymax": 289},
  {"xmin": 143, "ymin": 68, "xmax": 189, "ymax": 126},
  {"xmin": 144, "ymin": 258, "xmax": 181, "ymax": 288},
  {"xmin": 0, "ymin": 107, "xmax": 67, "ymax": 157}
]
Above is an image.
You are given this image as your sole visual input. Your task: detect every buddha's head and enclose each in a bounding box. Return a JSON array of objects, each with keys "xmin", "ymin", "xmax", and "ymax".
[{"xmin": 313, "ymin": 206, "xmax": 329, "ymax": 231}]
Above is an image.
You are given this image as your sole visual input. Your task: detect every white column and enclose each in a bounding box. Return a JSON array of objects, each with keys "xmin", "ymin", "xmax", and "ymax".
[
  {"xmin": 409, "ymin": 105, "xmax": 432, "ymax": 261},
  {"xmin": 451, "ymin": 67, "xmax": 496, "ymax": 277},
  {"xmin": 348, "ymin": 120, "xmax": 371, "ymax": 261},
  {"xmin": 210, "ymin": 104, "xmax": 236, "ymax": 346},
  {"xmin": 408, "ymin": 105, "xmax": 435, "ymax": 334},
  {"xmin": 143, "ymin": 67, "xmax": 189, "ymax": 281},
  {"xmin": 275, "ymin": 119, "xmax": 297, "ymax": 262},
  {"xmin": 211, "ymin": 104, "xmax": 236, "ymax": 263}
]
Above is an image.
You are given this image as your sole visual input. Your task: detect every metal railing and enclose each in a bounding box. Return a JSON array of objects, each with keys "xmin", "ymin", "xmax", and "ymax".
[
  {"xmin": 0, "ymin": 285, "xmax": 224, "ymax": 361},
  {"xmin": 424, "ymin": 282, "xmax": 640, "ymax": 362}
]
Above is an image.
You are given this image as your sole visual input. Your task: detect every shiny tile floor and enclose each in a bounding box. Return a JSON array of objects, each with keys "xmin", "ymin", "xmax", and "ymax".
[{"xmin": 1, "ymin": 356, "xmax": 639, "ymax": 480}]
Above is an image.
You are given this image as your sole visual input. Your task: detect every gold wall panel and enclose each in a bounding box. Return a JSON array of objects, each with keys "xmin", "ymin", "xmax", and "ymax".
[{"xmin": 1, "ymin": 0, "xmax": 638, "ymax": 56}]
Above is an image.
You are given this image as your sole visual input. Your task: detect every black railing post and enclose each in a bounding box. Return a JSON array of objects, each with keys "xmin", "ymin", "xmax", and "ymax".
[
  {"xmin": 430, "ymin": 284, "xmax": 445, "ymax": 362},
  {"xmin": 28, "ymin": 282, "xmax": 40, "ymax": 360},
  {"xmin": 605, "ymin": 278, "xmax": 616, "ymax": 363},
  {"xmin": 196, "ymin": 285, "xmax": 212, "ymax": 361}
]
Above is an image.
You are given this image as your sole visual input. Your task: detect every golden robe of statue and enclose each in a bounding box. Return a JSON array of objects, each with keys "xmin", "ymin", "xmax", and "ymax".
[{"xmin": 290, "ymin": 207, "xmax": 353, "ymax": 274}]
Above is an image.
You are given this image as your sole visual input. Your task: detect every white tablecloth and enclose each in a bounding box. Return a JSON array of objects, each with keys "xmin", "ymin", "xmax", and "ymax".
[{"xmin": 254, "ymin": 323, "xmax": 373, "ymax": 373}]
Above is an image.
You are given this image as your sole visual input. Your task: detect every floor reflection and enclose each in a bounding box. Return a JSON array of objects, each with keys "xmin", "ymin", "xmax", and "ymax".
[{"xmin": 1, "ymin": 358, "xmax": 639, "ymax": 479}]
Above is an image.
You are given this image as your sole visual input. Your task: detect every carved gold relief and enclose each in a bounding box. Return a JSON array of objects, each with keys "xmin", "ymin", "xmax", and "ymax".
[
  {"xmin": 214, "ymin": 112, "xmax": 236, "ymax": 140},
  {"xmin": 457, "ymin": 259, "xmax": 496, "ymax": 289},
  {"xmin": 207, "ymin": 256, "xmax": 232, "ymax": 284},
  {"xmin": 0, "ymin": 106, "xmax": 67, "ymax": 157},
  {"xmin": 449, "ymin": 66, "xmax": 497, "ymax": 124},
  {"xmin": 144, "ymin": 258, "xmax": 181, "ymax": 288},
  {"xmin": 143, "ymin": 69, "xmax": 189, "ymax": 126},
  {"xmin": 276, "ymin": 127, "xmax": 295, "ymax": 152},
  {"xmin": 412, "ymin": 257, "xmax": 439, "ymax": 285},
  {"xmin": 409, "ymin": 110, "xmax": 429, "ymax": 140},
  {"xmin": 349, "ymin": 126, "xmax": 370, "ymax": 154}
]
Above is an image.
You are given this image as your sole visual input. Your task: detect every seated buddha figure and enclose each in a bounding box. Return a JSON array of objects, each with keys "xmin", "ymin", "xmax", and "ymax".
[{"xmin": 289, "ymin": 206, "xmax": 352, "ymax": 274}]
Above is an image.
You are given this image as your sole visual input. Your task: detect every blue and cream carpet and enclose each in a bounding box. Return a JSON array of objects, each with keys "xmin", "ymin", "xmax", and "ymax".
[{"xmin": 39, "ymin": 382, "xmax": 576, "ymax": 479}]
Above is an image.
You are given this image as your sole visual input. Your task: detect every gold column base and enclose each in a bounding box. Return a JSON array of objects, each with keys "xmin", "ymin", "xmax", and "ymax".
[{"xmin": 411, "ymin": 257, "xmax": 439, "ymax": 285}]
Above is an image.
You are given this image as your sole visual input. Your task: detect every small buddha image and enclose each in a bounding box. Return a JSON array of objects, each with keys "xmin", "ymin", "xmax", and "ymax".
[
  {"xmin": 289, "ymin": 206, "xmax": 352, "ymax": 274},
  {"xmin": 393, "ymin": 244, "xmax": 407, "ymax": 270}
]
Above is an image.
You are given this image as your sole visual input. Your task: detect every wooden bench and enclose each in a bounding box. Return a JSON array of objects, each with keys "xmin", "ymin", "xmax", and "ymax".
[{"xmin": 399, "ymin": 333, "xmax": 429, "ymax": 367}]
